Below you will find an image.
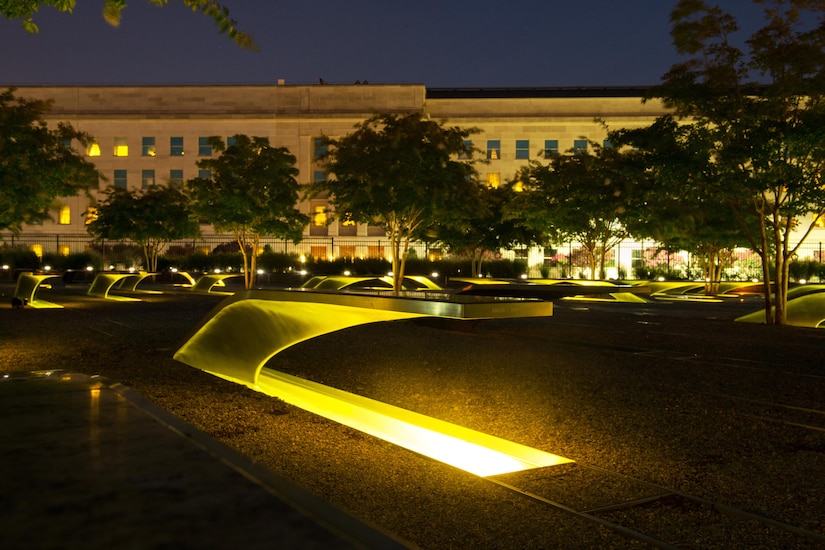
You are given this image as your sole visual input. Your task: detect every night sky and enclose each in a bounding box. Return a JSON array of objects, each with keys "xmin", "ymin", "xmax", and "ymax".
[{"xmin": 0, "ymin": 1, "xmax": 791, "ymax": 88}]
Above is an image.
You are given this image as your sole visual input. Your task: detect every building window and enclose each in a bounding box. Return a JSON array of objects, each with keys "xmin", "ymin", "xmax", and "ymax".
[
  {"xmin": 142, "ymin": 137, "xmax": 156, "ymax": 157},
  {"xmin": 458, "ymin": 139, "xmax": 473, "ymax": 160},
  {"xmin": 227, "ymin": 136, "xmax": 236, "ymax": 147},
  {"xmin": 169, "ymin": 169, "xmax": 183, "ymax": 187},
  {"xmin": 313, "ymin": 137, "xmax": 327, "ymax": 160},
  {"xmin": 544, "ymin": 140, "xmax": 558, "ymax": 158},
  {"xmin": 58, "ymin": 205, "xmax": 71, "ymax": 225},
  {"xmin": 142, "ymin": 169, "xmax": 155, "ymax": 189},
  {"xmin": 114, "ymin": 137, "xmax": 128, "ymax": 157},
  {"xmin": 573, "ymin": 139, "xmax": 588, "ymax": 155},
  {"xmin": 114, "ymin": 170, "xmax": 127, "ymax": 189},
  {"xmin": 338, "ymin": 245, "xmax": 356, "ymax": 258},
  {"xmin": 198, "ymin": 169, "xmax": 211, "ymax": 179},
  {"xmin": 486, "ymin": 173, "xmax": 500, "ymax": 188},
  {"xmin": 603, "ymin": 139, "xmax": 614, "ymax": 149},
  {"xmin": 86, "ymin": 141, "xmax": 101, "ymax": 157},
  {"xmin": 59, "ymin": 245, "xmax": 70, "ymax": 256},
  {"xmin": 515, "ymin": 140, "xmax": 529, "ymax": 160},
  {"xmin": 486, "ymin": 140, "xmax": 500, "ymax": 160},
  {"xmin": 61, "ymin": 139, "xmax": 72, "ymax": 149},
  {"xmin": 170, "ymin": 137, "xmax": 184, "ymax": 157},
  {"xmin": 310, "ymin": 245, "xmax": 328, "ymax": 260},
  {"xmin": 198, "ymin": 137, "xmax": 212, "ymax": 156}
]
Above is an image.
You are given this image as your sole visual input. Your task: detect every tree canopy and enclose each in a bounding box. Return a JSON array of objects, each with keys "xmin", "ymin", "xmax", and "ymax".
[
  {"xmin": 434, "ymin": 180, "xmax": 546, "ymax": 278},
  {"xmin": 86, "ymin": 185, "xmax": 200, "ymax": 272},
  {"xmin": 510, "ymin": 141, "xmax": 635, "ymax": 280},
  {"xmin": 0, "ymin": 87, "xmax": 99, "ymax": 234},
  {"xmin": 611, "ymin": 117, "xmax": 751, "ymax": 292},
  {"xmin": 312, "ymin": 113, "xmax": 481, "ymax": 292},
  {"xmin": 0, "ymin": 0, "xmax": 256, "ymax": 49},
  {"xmin": 648, "ymin": 0, "xmax": 825, "ymax": 323},
  {"xmin": 187, "ymin": 134, "xmax": 308, "ymax": 289}
]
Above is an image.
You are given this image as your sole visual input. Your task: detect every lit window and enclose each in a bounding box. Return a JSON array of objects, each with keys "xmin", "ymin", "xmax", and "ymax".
[
  {"xmin": 513, "ymin": 180, "xmax": 524, "ymax": 192},
  {"xmin": 486, "ymin": 173, "xmax": 500, "ymax": 188},
  {"xmin": 142, "ymin": 169, "xmax": 155, "ymax": 189},
  {"xmin": 815, "ymin": 215, "xmax": 825, "ymax": 229},
  {"xmin": 59, "ymin": 245, "xmax": 70, "ymax": 256},
  {"xmin": 487, "ymin": 140, "xmax": 500, "ymax": 160},
  {"xmin": 85, "ymin": 207, "xmax": 98, "ymax": 225},
  {"xmin": 515, "ymin": 140, "xmax": 529, "ymax": 160},
  {"xmin": 310, "ymin": 245, "xmax": 328, "ymax": 259},
  {"xmin": 169, "ymin": 169, "xmax": 183, "ymax": 187},
  {"xmin": 313, "ymin": 206, "xmax": 327, "ymax": 227},
  {"xmin": 114, "ymin": 170, "xmax": 127, "ymax": 189},
  {"xmin": 339, "ymin": 245, "xmax": 356, "ymax": 259},
  {"xmin": 170, "ymin": 137, "xmax": 184, "ymax": 157},
  {"xmin": 198, "ymin": 137, "xmax": 212, "ymax": 156},
  {"xmin": 544, "ymin": 140, "xmax": 558, "ymax": 158},
  {"xmin": 58, "ymin": 205, "xmax": 71, "ymax": 225},
  {"xmin": 87, "ymin": 141, "xmax": 101, "ymax": 157},
  {"xmin": 114, "ymin": 137, "xmax": 128, "ymax": 157},
  {"xmin": 142, "ymin": 137, "xmax": 156, "ymax": 157},
  {"xmin": 30, "ymin": 244, "xmax": 43, "ymax": 259},
  {"xmin": 573, "ymin": 139, "xmax": 588, "ymax": 155}
]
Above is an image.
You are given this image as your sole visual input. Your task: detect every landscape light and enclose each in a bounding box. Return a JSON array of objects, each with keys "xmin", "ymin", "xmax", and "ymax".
[{"xmin": 255, "ymin": 368, "xmax": 572, "ymax": 477}]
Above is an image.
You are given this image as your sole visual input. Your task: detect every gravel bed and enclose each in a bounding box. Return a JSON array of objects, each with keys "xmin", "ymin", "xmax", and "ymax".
[{"xmin": 2, "ymin": 281, "xmax": 824, "ymax": 548}]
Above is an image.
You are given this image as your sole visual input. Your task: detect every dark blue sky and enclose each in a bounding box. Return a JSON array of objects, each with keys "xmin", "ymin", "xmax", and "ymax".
[{"xmin": 0, "ymin": 1, "xmax": 780, "ymax": 88}]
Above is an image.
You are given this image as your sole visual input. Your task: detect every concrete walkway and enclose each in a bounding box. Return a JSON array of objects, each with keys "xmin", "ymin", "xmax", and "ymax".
[{"xmin": 0, "ymin": 370, "xmax": 408, "ymax": 549}]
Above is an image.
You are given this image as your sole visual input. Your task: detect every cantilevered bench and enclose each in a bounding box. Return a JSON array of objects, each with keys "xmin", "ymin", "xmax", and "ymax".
[
  {"xmin": 87, "ymin": 271, "xmax": 157, "ymax": 300},
  {"xmin": 190, "ymin": 273, "xmax": 243, "ymax": 293},
  {"xmin": 13, "ymin": 273, "xmax": 63, "ymax": 309},
  {"xmin": 174, "ymin": 289, "xmax": 553, "ymax": 389}
]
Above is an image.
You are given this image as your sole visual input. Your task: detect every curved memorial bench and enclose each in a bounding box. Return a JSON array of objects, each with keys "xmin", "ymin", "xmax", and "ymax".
[
  {"xmin": 302, "ymin": 275, "xmax": 443, "ymax": 292},
  {"xmin": 13, "ymin": 273, "xmax": 63, "ymax": 309},
  {"xmin": 174, "ymin": 289, "xmax": 571, "ymax": 477},
  {"xmin": 87, "ymin": 271, "xmax": 156, "ymax": 300},
  {"xmin": 736, "ymin": 285, "xmax": 825, "ymax": 328},
  {"xmin": 174, "ymin": 289, "xmax": 553, "ymax": 389},
  {"xmin": 189, "ymin": 273, "xmax": 243, "ymax": 293}
]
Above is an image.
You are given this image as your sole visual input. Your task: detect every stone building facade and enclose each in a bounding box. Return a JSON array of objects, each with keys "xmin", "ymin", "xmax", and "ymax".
[{"xmin": 5, "ymin": 84, "xmax": 824, "ymax": 277}]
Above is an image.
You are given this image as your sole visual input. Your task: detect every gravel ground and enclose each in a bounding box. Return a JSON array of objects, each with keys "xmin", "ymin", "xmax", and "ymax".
[{"xmin": 2, "ymin": 279, "xmax": 824, "ymax": 548}]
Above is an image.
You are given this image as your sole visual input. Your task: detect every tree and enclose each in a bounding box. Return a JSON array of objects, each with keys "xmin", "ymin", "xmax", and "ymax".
[
  {"xmin": 187, "ymin": 135, "xmax": 308, "ymax": 289},
  {"xmin": 0, "ymin": 87, "xmax": 98, "ymax": 234},
  {"xmin": 510, "ymin": 141, "xmax": 634, "ymax": 280},
  {"xmin": 86, "ymin": 185, "xmax": 200, "ymax": 272},
  {"xmin": 1, "ymin": 0, "xmax": 256, "ymax": 49},
  {"xmin": 434, "ymin": 181, "xmax": 547, "ymax": 278},
  {"xmin": 612, "ymin": 116, "xmax": 751, "ymax": 293},
  {"xmin": 313, "ymin": 113, "xmax": 481, "ymax": 293},
  {"xmin": 652, "ymin": 0, "xmax": 825, "ymax": 324}
]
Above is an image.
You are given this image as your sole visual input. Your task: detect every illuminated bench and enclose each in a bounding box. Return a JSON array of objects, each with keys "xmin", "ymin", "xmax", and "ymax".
[
  {"xmin": 87, "ymin": 271, "xmax": 156, "ymax": 301},
  {"xmin": 174, "ymin": 289, "xmax": 552, "ymax": 388},
  {"xmin": 302, "ymin": 275, "xmax": 443, "ymax": 292},
  {"xmin": 174, "ymin": 289, "xmax": 570, "ymax": 477},
  {"xmin": 190, "ymin": 273, "xmax": 243, "ymax": 294},
  {"xmin": 13, "ymin": 273, "xmax": 63, "ymax": 309}
]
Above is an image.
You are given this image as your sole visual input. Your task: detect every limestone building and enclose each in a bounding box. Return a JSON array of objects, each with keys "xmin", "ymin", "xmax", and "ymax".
[{"xmin": 5, "ymin": 84, "xmax": 823, "ymax": 277}]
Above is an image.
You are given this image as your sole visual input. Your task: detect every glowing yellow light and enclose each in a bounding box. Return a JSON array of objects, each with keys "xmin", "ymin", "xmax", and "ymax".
[
  {"xmin": 87, "ymin": 142, "xmax": 100, "ymax": 157},
  {"xmin": 58, "ymin": 205, "xmax": 71, "ymax": 225},
  {"xmin": 256, "ymin": 368, "xmax": 572, "ymax": 477}
]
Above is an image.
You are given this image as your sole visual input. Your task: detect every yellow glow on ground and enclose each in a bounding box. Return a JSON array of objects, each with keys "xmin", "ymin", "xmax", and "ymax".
[{"xmin": 255, "ymin": 368, "xmax": 572, "ymax": 477}]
